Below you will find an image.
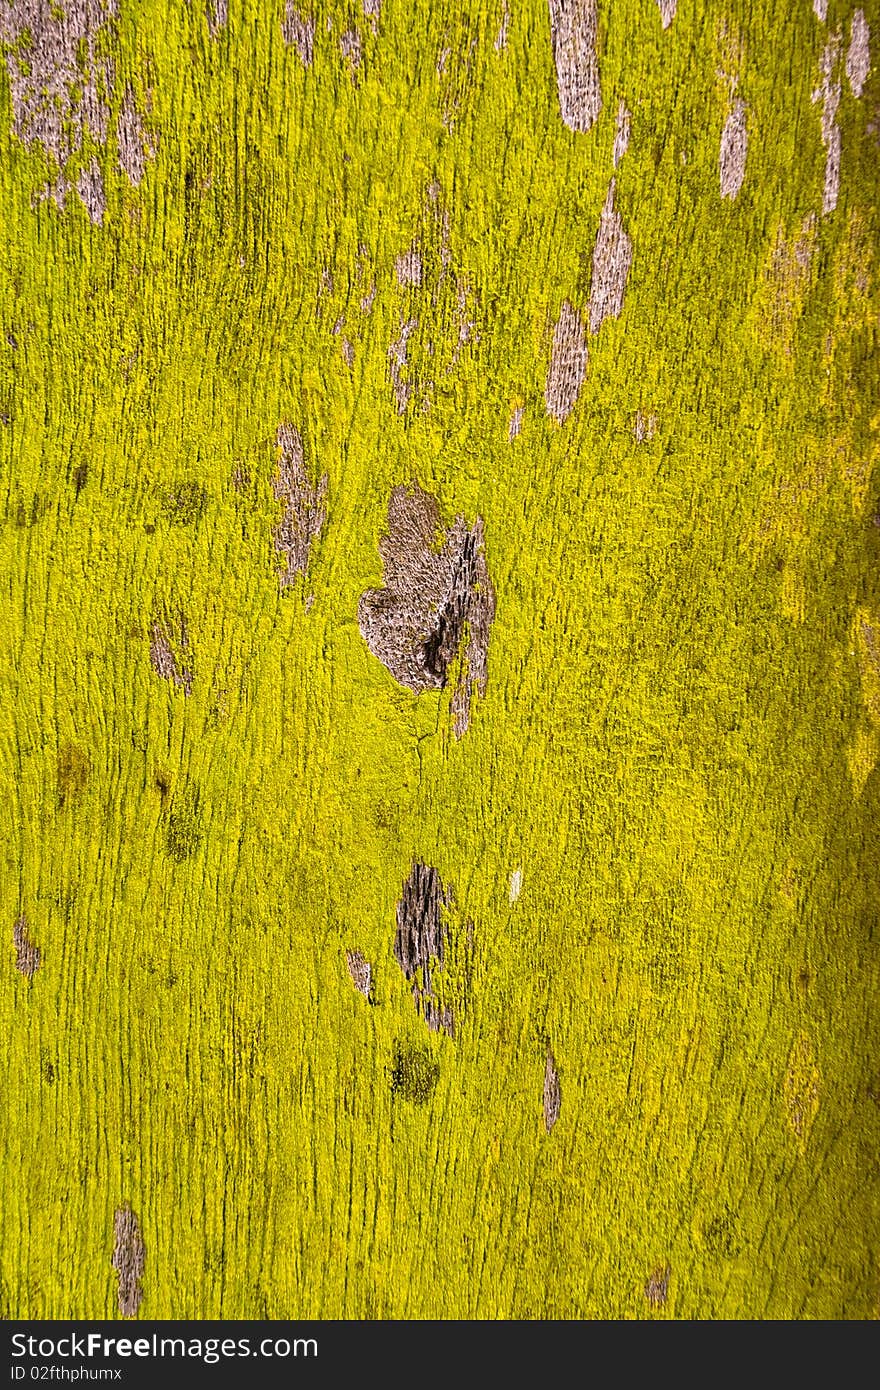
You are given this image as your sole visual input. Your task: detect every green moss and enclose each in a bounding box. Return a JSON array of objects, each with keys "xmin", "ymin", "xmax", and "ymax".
[{"xmin": 0, "ymin": 0, "xmax": 877, "ymax": 1321}]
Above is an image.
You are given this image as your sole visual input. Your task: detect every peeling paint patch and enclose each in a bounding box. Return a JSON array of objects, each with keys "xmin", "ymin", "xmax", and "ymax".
[
  {"xmin": 358, "ymin": 483, "xmax": 495, "ymax": 736},
  {"xmin": 346, "ymin": 949, "xmax": 372, "ymax": 1000},
  {"xmin": 545, "ymin": 300, "xmax": 588, "ymax": 423},
  {"xmin": 719, "ymin": 98, "xmax": 747, "ymax": 200},
  {"xmin": 363, "ymin": 0, "xmax": 380, "ymax": 33},
  {"xmin": 150, "ymin": 615, "xmax": 193, "ymax": 695},
  {"xmin": 785, "ymin": 1032, "xmax": 820, "ymax": 1148},
  {"xmin": 846, "ymin": 10, "xmax": 870, "ymax": 97},
  {"xmin": 543, "ymin": 1049, "xmax": 561, "ymax": 1132},
  {"xmin": 112, "ymin": 1206, "xmax": 145, "ymax": 1318},
  {"xmin": 272, "ymin": 423, "xmax": 327, "ymax": 588},
  {"xmin": 657, "ymin": 0, "xmax": 676, "ymax": 29},
  {"xmin": 282, "ymin": 4, "xmax": 315, "ymax": 66},
  {"xmin": 394, "ymin": 862, "xmax": 454, "ymax": 1034},
  {"xmin": 613, "ymin": 99, "xmax": 631, "ymax": 167},
  {"xmin": 813, "ymin": 35, "xmax": 842, "ymax": 215},
  {"xmin": 645, "ymin": 1264, "xmax": 671, "ymax": 1307},
  {"xmin": 13, "ymin": 914, "xmax": 40, "ymax": 978},
  {"xmin": 548, "ymin": 0, "xmax": 601, "ymax": 133},
  {"xmin": 813, "ymin": 0, "xmax": 827, "ymax": 21},
  {"xmin": 508, "ymin": 404, "xmax": 523, "ymax": 440},
  {"xmin": 588, "ymin": 179, "xmax": 632, "ymax": 335}
]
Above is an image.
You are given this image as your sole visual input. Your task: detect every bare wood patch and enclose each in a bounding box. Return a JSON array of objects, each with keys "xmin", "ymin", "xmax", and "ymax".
[
  {"xmin": 508, "ymin": 404, "xmax": 523, "ymax": 440},
  {"xmin": 272, "ymin": 423, "xmax": 327, "ymax": 587},
  {"xmin": 150, "ymin": 615, "xmax": 193, "ymax": 695},
  {"xmin": 340, "ymin": 26, "xmax": 362, "ymax": 79},
  {"xmin": 656, "ymin": 0, "xmax": 676, "ymax": 28},
  {"xmin": 33, "ymin": 171, "xmax": 68, "ymax": 213},
  {"xmin": 13, "ymin": 914, "xmax": 41, "ymax": 978},
  {"xmin": 282, "ymin": 4, "xmax": 315, "ymax": 66},
  {"xmin": 543, "ymin": 1049, "xmax": 561, "ymax": 1132},
  {"xmin": 813, "ymin": 0, "xmax": 827, "ymax": 21},
  {"xmin": 509, "ymin": 867, "xmax": 523, "ymax": 904},
  {"xmin": 757, "ymin": 213, "xmax": 817, "ymax": 356},
  {"xmin": 588, "ymin": 180, "xmax": 632, "ymax": 334},
  {"xmin": 395, "ymin": 864, "xmax": 447, "ymax": 979},
  {"xmin": 494, "ymin": 0, "xmax": 510, "ymax": 51},
  {"xmin": 76, "ymin": 155, "xmax": 105, "ymax": 224},
  {"xmin": 846, "ymin": 10, "xmax": 870, "ymax": 97},
  {"xmin": 545, "ymin": 300, "xmax": 588, "ymax": 423},
  {"xmin": 450, "ymin": 279, "xmax": 478, "ymax": 368},
  {"xmin": 383, "ymin": 180, "xmax": 479, "ymax": 412},
  {"xmin": 613, "ymin": 99, "xmax": 631, "ymax": 168},
  {"xmin": 395, "ymin": 247, "xmax": 422, "ymax": 288},
  {"xmin": 117, "ymin": 86, "xmax": 153, "ymax": 188},
  {"xmin": 363, "ymin": 0, "xmax": 380, "ymax": 34},
  {"xmin": 346, "ymin": 949, "xmax": 372, "ymax": 1000},
  {"xmin": 112, "ymin": 1206, "xmax": 145, "ymax": 1318},
  {"xmin": 548, "ymin": 0, "xmax": 601, "ymax": 133},
  {"xmin": 0, "ymin": 0, "xmax": 114, "ymax": 167},
  {"xmin": 645, "ymin": 1264, "xmax": 671, "ymax": 1307},
  {"xmin": 719, "ymin": 97, "xmax": 747, "ymax": 200},
  {"xmin": 207, "ymin": 0, "xmax": 228, "ymax": 37},
  {"xmin": 633, "ymin": 410, "xmax": 658, "ymax": 442},
  {"xmin": 394, "ymin": 862, "xmax": 454, "ymax": 1034},
  {"xmin": 357, "ymin": 482, "xmax": 496, "ymax": 736},
  {"xmin": 387, "ymin": 317, "xmax": 418, "ymax": 413},
  {"xmin": 812, "ymin": 34, "xmax": 842, "ymax": 215},
  {"xmin": 436, "ymin": 20, "xmax": 480, "ymax": 131}
]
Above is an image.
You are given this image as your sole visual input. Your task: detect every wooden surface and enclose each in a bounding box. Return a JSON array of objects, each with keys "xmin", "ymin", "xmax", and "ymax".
[{"xmin": 1, "ymin": 0, "xmax": 879, "ymax": 1319}]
